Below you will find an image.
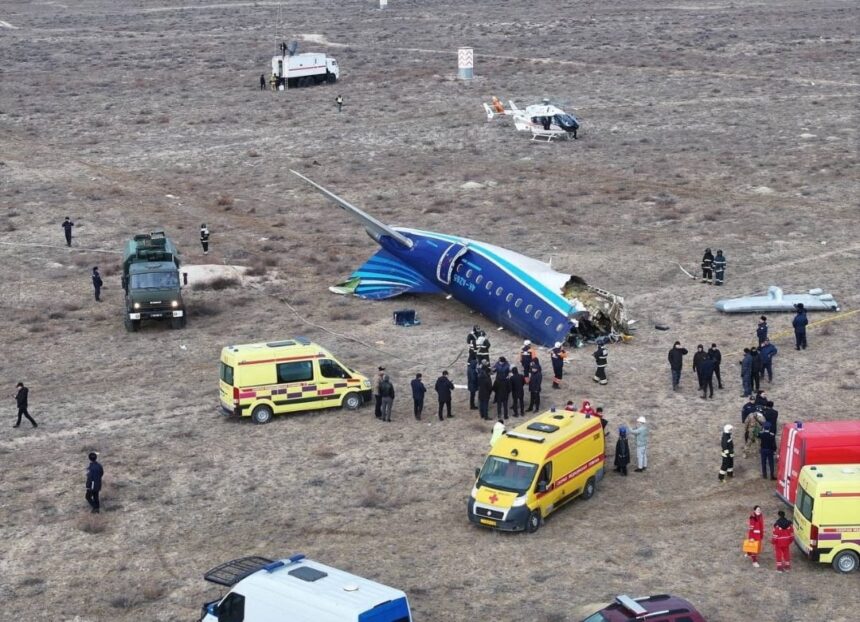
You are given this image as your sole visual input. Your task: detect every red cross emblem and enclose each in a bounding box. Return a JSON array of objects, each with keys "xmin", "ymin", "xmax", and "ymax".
[{"xmin": 488, "ymin": 493, "xmax": 498, "ymax": 504}]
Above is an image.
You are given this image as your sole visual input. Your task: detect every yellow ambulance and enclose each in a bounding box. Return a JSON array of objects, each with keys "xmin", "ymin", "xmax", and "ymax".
[
  {"xmin": 468, "ymin": 409, "xmax": 605, "ymax": 533},
  {"xmin": 219, "ymin": 338, "xmax": 372, "ymax": 424},
  {"xmin": 794, "ymin": 464, "xmax": 860, "ymax": 573}
]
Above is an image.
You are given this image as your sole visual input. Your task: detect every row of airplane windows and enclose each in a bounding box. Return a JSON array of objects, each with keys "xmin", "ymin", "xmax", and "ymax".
[{"xmin": 455, "ymin": 262, "xmax": 566, "ymax": 332}]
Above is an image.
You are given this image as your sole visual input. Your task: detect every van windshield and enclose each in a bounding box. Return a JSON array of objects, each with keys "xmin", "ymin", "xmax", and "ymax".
[
  {"xmin": 477, "ymin": 456, "xmax": 538, "ymax": 495},
  {"xmin": 130, "ymin": 271, "xmax": 179, "ymax": 290},
  {"xmin": 796, "ymin": 486, "xmax": 815, "ymax": 521}
]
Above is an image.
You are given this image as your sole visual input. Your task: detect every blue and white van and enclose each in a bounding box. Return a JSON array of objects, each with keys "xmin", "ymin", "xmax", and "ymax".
[{"xmin": 199, "ymin": 554, "xmax": 412, "ymax": 622}]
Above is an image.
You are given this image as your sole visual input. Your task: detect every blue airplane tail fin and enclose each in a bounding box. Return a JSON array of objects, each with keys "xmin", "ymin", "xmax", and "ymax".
[{"xmin": 330, "ymin": 249, "xmax": 443, "ymax": 300}]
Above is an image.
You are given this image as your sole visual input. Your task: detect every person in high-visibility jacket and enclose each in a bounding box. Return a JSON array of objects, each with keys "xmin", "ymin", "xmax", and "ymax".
[
  {"xmin": 719, "ymin": 424, "xmax": 735, "ymax": 482},
  {"xmin": 746, "ymin": 505, "xmax": 765, "ymax": 568},
  {"xmin": 269, "ymin": 73, "xmax": 278, "ymax": 91},
  {"xmin": 772, "ymin": 510, "xmax": 794, "ymax": 572},
  {"xmin": 550, "ymin": 342, "xmax": 566, "ymax": 389}
]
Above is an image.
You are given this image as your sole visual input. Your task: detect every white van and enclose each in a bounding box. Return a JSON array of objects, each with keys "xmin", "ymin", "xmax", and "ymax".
[{"xmin": 199, "ymin": 555, "xmax": 412, "ymax": 622}]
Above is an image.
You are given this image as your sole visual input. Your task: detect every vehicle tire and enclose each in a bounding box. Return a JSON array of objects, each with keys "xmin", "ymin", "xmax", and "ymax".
[
  {"xmin": 526, "ymin": 509, "xmax": 541, "ymax": 533},
  {"xmin": 581, "ymin": 476, "xmax": 596, "ymax": 500},
  {"xmin": 832, "ymin": 550, "xmax": 859, "ymax": 574},
  {"xmin": 342, "ymin": 392, "xmax": 362, "ymax": 410},
  {"xmin": 251, "ymin": 404, "xmax": 273, "ymax": 425},
  {"xmin": 299, "ymin": 77, "xmax": 312, "ymax": 88},
  {"xmin": 326, "ymin": 73, "xmax": 337, "ymax": 84},
  {"xmin": 170, "ymin": 316, "xmax": 186, "ymax": 329},
  {"xmin": 125, "ymin": 318, "xmax": 140, "ymax": 332}
]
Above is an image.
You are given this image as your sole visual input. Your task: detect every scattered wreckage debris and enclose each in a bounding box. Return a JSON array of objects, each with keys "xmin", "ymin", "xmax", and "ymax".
[{"xmin": 715, "ymin": 286, "xmax": 839, "ymax": 313}]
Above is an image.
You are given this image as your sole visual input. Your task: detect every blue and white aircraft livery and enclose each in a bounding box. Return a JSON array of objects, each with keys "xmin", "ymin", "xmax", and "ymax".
[{"xmin": 291, "ymin": 170, "xmax": 630, "ymax": 347}]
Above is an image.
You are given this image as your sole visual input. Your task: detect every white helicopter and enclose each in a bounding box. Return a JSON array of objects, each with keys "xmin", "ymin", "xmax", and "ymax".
[{"xmin": 484, "ymin": 97, "xmax": 580, "ymax": 141}]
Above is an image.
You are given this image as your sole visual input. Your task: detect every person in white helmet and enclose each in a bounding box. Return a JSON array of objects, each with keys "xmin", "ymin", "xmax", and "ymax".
[
  {"xmin": 631, "ymin": 415, "xmax": 649, "ymax": 472},
  {"xmin": 519, "ymin": 340, "xmax": 533, "ymax": 380},
  {"xmin": 719, "ymin": 424, "xmax": 735, "ymax": 482},
  {"xmin": 550, "ymin": 341, "xmax": 567, "ymax": 389}
]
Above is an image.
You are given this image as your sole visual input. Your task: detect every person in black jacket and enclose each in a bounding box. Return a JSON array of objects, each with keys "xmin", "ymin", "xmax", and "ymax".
[
  {"xmin": 86, "ymin": 452, "xmax": 104, "ymax": 513},
  {"xmin": 492, "ymin": 368, "xmax": 510, "ymax": 421},
  {"xmin": 509, "ymin": 367, "xmax": 525, "ymax": 417},
  {"xmin": 592, "ymin": 343, "xmax": 608, "ymax": 385},
  {"xmin": 692, "ymin": 344, "xmax": 707, "ymax": 391},
  {"xmin": 466, "ymin": 360, "xmax": 478, "ymax": 410},
  {"xmin": 91, "ymin": 267, "xmax": 103, "ymax": 302},
  {"xmin": 719, "ymin": 424, "xmax": 735, "ymax": 482},
  {"xmin": 668, "ymin": 342, "xmax": 688, "ymax": 391},
  {"xmin": 410, "ymin": 373, "xmax": 426, "ymax": 420},
  {"xmin": 792, "ymin": 304, "xmax": 808, "ymax": 350},
  {"xmin": 758, "ymin": 421, "xmax": 777, "ymax": 480},
  {"xmin": 756, "ymin": 316, "xmax": 768, "ymax": 347},
  {"xmin": 434, "ymin": 371, "xmax": 454, "ymax": 421},
  {"xmin": 476, "ymin": 368, "xmax": 492, "ymax": 420},
  {"xmin": 13, "ymin": 382, "xmax": 37, "ymax": 428},
  {"xmin": 527, "ymin": 363, "xmax": 542, "ymax": 412},
  {"xmin": 750, "ymin": 347, "xmax": 763, "ymax": 393},
  {"xmin": 697, "ymin": 355, "xmax": 716, "ymax": 399},
  {"xmin": 708, "ymin": 343, "xmax": 723, "ymax": 389},
  {"xmin": 61, "ymin": 216, "xmax": 74, "ymax": 246},
  {"xmin": 200, "ymin": 224, "xmax": 210, "ymax": 255},
  {"xmin": 761, "ymin": 400, "xmax": 778, "ymax": 432},
  {"xmin": 379, "ymin": 375, "xmax": 395, "ymax": 422},
  {"xmin": 701, "ymin": 248, "xmax": 714, "ymax": 283},
  {"xmin": 614, "ymin": 426, "xmax": 630, "ymax": 476}
]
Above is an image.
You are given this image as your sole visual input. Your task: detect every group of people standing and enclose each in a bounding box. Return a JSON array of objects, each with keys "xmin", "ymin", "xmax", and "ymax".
[
  {"xmin": 701, "ymin": 248, "xmax": 727, "ymax": 286},
  {"xmin": 745, "ymin": 506, "xmax": 795, "ymax": 571}
]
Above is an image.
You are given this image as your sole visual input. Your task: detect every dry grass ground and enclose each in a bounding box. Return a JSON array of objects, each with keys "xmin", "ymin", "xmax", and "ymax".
[{"xmin": 0, "ymin": 0, "xmax": 858, "ymax": 620}]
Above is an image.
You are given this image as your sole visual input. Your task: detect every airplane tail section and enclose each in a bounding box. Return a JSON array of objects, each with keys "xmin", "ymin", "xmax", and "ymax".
[
  {"xmin": 330, "ymin": 249, "xmax": 444, "ymax": 300},
  {"xmin": 290, "ymin": 170, "xmax": 414, "ymax": 249}
]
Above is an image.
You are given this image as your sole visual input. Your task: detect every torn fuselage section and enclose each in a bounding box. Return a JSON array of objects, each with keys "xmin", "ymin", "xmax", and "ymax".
[{"xmin": 562, "ymin": 275, "xmax": 632, "ymax": 343}]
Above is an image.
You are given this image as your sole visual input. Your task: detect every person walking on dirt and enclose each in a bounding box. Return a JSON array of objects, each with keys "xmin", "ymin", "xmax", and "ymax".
[
  {"xmin": 492, "ymin": 365, "xmax": 510, "ymax": 422},
  {"xmin": 477, "ymin": 366, "xmax": 492, "ymax": 421},
  {"xmin": 91, "ymin": 267, "xmax": 103, "ymax": 302},
  {"xmin": 269, "ymin": 73, "xmax": 278, "ymax": 91},
  {"xmin": 668, "ymin": 341, "xmax": 688, "ymax": 391},
  {"xmin": 509, "ymin": 367, "xmax": 525, "ymax": 417},
  {"xmin": 756, "ymin": 316, "xmax": 769, "ymax": 347},
  {"xmin": 466, "ymin": 360, "xmax": 478, "ymax": 410},
  {"xmin": 614, "ymin": 426, "xmax": 630, "ymax": 476},
  {"xmin": 692, "ymin": 344, "xmax": 708, "ymax": 391},
  {"xmin": 12, "ymin": 382, "xmax": 37, "ymax": 428},
  {"xmin": 750, "ymin": 347, "xmax": 763, "ymax": 393},
  {"xmin": 200, "ymin": 223, "xmax": 210, "ymax": 255},
  {"xmin": 792, "ymin": 303, "xmax": 808, "ymax": 350},
  {"xmin": 759, "ymin": 421, "xmax": 777, "ymax": 479},
  {"xmin": 526, "ymin": 363, "xmax": 542, "ymax": 413},
  {"xmin": 697, "ymin": 353, "xmax": 716, "ymax": 399},
  {"xmin": 701, "ymin": 248, "xmax": 714, "ymax": 283},
  {"xmin": 550, "ymin": 342, "xmax": 566, "ymax": 389},
  {"xmin": 746, "ymin": 505, "xmax": 765, "ymax": 568},
  {"xmin": 631, "ymin": 416, "xmax": 649, "ymax": 472},
  {"xmin": 719, "ymin": 424, "xmax": 735, "ymax": 482},
  {"xmin": 379, "ymin": 374, "xmax": 395, "ymax": 422},
  {"xmin": 713, "ymin": 250, "xmax": 727, "ymax": 285},
  {"xmin": 593, "ymin": 342, "xmax": 608, "ymax": 385},
  {"xmin": 410, "ymin": 373, "xmax": 426, "ymax": 420},
  {"xmin": 435, "ymin": 370, "xmax": 454, "ymax": 421},
  {"xmin": 373, "ymin": 367, "xmax": 385, "ymax": 419},
  {"xmin": 772, "ymin": 510, "xmax": 794, "ymax": 572},
  {"xmin": 708, "ymin": 343, "xmax": 724, "ymax": 389},
  {"xmin": 336, "ymin": 95, "xmax": 343, "ymax": 112},
  {"xmin": 259, "ymin": 73, "xmax": 266, "ymax": 90},
  {"xmin": 61, "ymin": 216, "xmax": 74, "ymax": 247},
  {"xmin": 85, "ymin": 452, "xmax": 104, "ymax": 513}
]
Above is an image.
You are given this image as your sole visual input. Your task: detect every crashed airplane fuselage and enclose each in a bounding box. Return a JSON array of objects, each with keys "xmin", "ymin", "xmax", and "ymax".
[{"xmin": 291, "ymin": 170, "xmax": 630, "ymax": 347}]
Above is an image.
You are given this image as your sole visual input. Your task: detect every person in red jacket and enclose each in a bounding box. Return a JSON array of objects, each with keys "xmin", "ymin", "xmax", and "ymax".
[
  {"xmin": 746, "ymin": 505, "xmax": 765, "ymax": 567},
  {"xmin": 772, "ymin": 510, "xmax": 794, "ymax": 572}
]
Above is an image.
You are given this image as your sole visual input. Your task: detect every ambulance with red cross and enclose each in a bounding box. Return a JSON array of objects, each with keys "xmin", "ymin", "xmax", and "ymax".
[
  {"xmin": 219, "ymin": 338, "xmax": 372, "ymax": 424},
  {"xmin": 468, "ymin": 408, "xmax": 605, "ymax": 533}
]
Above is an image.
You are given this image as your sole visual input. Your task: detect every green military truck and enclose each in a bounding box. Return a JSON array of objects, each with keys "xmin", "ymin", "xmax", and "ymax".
[{"xmin": 121, "ymin": 231, "xmax": 187, "ymax": 331}]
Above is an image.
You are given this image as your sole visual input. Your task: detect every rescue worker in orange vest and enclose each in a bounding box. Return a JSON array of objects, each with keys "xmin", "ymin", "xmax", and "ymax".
[
  {"xmin": 550, "ymin": 342, "xmax": 566, "ymax": 389},
  {"xmin": 772, "ymin": 510, "xmax": 794, "ymax": 572},
  {"xmin": 491, "ymin": 96, "xmax": 505, "ymax": 114}
]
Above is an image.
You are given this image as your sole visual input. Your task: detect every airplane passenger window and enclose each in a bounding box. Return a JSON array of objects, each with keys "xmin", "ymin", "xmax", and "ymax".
[
  {"xmin": 505, "ymin": 293, "xmax": 513, "ymax": 302},
  {"xmin": 556, "ymin": 323, "xmax": 565, "ymax": 332},
  {"xmin": 496, "ymin": 287, "xmax": 504, "ymax": 296},
  {"xmin": 545, "ymin": 317, "xmax": 553, "ymax": 326},
  {"xmin": 466, "ymin": 269, "xmax": 473, "ymax": 278},
  {"xmin": 525, "ymin": 304, "xmax": 533, "ymax": 314},
  {"xmin": 456, "ymin": 263, "xmax": 464, "ymax": 273},
  {"xmin": 534, "ymin": 310, "xmax": 542, "ymax": 319},
  {"xmin": 515, "ymin": 298, "xmax": 523, "ymax": 308},
  {"xmin": 485, "ymin": 281, "xmax": 493, "ymax": 290},
  {"xmin": 475, "ymin": 275, "xmax": 483, "ymax": 284}
]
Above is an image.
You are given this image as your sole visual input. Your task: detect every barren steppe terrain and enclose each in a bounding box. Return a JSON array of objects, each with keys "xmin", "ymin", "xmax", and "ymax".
[{"xmin": 1, "ymin": 1, "xmax": 858, "ymax": 621}]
